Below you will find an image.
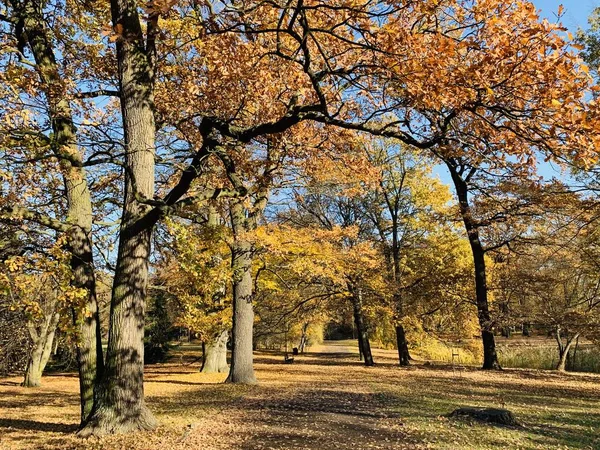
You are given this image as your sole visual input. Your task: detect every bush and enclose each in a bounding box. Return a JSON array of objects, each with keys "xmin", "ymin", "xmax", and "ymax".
[
  {"xmin": 144, "ymin": 293, "xmax": 177, "ymax": 364},
  {"xmin": 0, "ymin": 302, "xmax": 31, "ymax": 376}
]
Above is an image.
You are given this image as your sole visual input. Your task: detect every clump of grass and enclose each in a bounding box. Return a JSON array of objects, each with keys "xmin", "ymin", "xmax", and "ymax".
[
  {"xmin": 498, "ymin": 344, "xmax": 600, "ymax": 373},
  {"xmin": 498, "ymin": 346, "xmax": 557, "ymax": 370}
]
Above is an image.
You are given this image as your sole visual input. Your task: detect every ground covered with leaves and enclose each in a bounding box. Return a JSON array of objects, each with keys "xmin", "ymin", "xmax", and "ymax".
[{"xmin": 0, "ymin": 341, "xmax": 598, "ymax": 449}]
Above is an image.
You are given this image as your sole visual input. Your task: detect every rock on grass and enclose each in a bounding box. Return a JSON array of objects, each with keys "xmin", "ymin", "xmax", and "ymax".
[{"xmin": 448, "ymin": 407, "xmax": 519, "ymax": 426}]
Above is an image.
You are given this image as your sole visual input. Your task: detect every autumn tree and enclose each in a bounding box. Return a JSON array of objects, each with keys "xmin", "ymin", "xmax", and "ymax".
[
  {"xmin": 0, "ymin": 0, "xmax": 117, "ymax": 421},
  {"xmin": 492, "ymin": 203, "xmax": 600, "ymax": 371},
  {"xmin": 0, "ymin": 242, "xmax": 86, "ymax": 387},
  {"xmin": 353, "ymin": 139, "xmax": 454, "ymax": 365},
  {"xmin": 155, "ymin": 215, "xmax": 232, "ymax": 374}
]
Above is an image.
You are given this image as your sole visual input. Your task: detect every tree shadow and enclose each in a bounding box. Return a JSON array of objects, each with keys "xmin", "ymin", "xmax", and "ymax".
[{"xmin": 0, "ymin": 418, "xmax": 77, "ymax": 433}]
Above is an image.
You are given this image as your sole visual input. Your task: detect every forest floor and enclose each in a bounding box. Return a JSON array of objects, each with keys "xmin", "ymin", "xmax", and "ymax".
[{"xmin": 0, "ymin": 340, "xmax": 599, "ymax": 450}]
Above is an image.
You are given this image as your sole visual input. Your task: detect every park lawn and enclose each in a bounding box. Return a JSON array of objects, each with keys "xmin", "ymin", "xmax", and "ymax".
[{"xmin": 0, "ymin": 343, "xmax": 598, "ymax": 450}]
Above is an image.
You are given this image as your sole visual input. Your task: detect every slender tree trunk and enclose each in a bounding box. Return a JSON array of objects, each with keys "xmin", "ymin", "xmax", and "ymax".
[
  {"xmin": 201, "ymin": 330, "xmax": 229, "ymax": 373},
  {"xmin": 448, "ymin": 164, "xmax": 500, "ymax": 370},
  {"xmin": 388, "ymin": 211, "xmax": 411, "ymax": 366},
  {"xmin": 350, "ymin": 283, "xmax": 374, "ymax": 366},
  {"xmin": 555, "ymin": 330, "xmax": 579, "ymax": 372},
  {"xmin": 227, "ymin": 203, "xmax": 256, "ymax": 383},
  {"xmin": 298, "ymin": 322, "xmax": 309, "ymax": 353},
  {"xmin": 79, "ymin": 0, "xmax": 158, "ymax": 435},
  {"xmin": 24, "ymin": 312, "xmax": 60, "ymax": 387},
  {"xmin": 11, "ymin": 0, "xmax": 104, "ymax": 422}
]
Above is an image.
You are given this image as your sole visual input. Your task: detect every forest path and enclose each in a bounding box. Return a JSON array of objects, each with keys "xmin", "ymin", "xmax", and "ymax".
[{"xmin": 308, "ymin": 339, "xmax": 358, "ymax": 355}]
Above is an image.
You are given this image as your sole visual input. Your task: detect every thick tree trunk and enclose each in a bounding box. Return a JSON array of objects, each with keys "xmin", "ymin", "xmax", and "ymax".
[
  {"xmin": 79, "ymin": 0, "xmax": 158, "ymax": 436},
  {"xmin": 448, "ymin": 164, "xmax": 500, "ymax": 370},
  {"xmin": 23, "ymin": 312, "xmax": 60, "ymax": 387},
  {"xmin": 11, "ymin": 0, "xmax": 104, "ymax": 423},
  {"xmin": 395, "ymin": 324, "xmax": 411, "ymax": 366},
  {"xmin": 201, "ymin": 330, "xmax": 229, "ymax": 373},
  {"xmin": 227, "ymin": 209, "xmax": 257, "ymax": 383},
  {"xmin": 350, "ymin": 284, "xmax": 374, "ymax": 366}
]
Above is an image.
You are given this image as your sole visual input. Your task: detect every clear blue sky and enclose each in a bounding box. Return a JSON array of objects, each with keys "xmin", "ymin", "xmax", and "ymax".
[{"xmin": 532, "ymin": 0, "xmax": 597, "ymax": 30}]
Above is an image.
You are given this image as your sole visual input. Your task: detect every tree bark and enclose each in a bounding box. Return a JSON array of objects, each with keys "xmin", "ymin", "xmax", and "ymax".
[
  {"xmin": 395, "ymin": 324, "xmax": 410, "ymax": 366},
  {"xmin": 79, "ymin": 0, "xmax": 158, "ymax": 435},
  {"xmin": 350, "ymin": 283, "xmax": 374, "ymax": 366},
  {"xmin": 227, "ymin": 202, "xmax": 257, "ymax": 383},
  {"xmin": 555, "ymin": 329, "xmax": 579, "ymax": 372},
  {"xmin": 23, "ymin": 312, "xmax": 60, "ymax": 387},
  {"xmin": 201, "ymin": 330, "xmax": 229, "ymax": 373},
  {"xmin": 298, "ymin": 322, "xmax": 309, "ymax": 353},
  {"xmin": 10, "ymin": 0, "xmax": 103, "ymax": 422},
  {"xmin": 447, "ymin": 163, "xmax": 501, "ymax": 370}
]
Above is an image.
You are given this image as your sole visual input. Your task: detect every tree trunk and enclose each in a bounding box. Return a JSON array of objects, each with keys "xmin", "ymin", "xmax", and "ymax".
[
  {"xmin": 555, "ymin": 330, "xmax": 579, "ymax": 372},
  {"xmin": 201, "ymin": 330, "xmax": 229, "ymax": 373},
  {"xmin": 350, "ymin": 283, "xmax": 374, "ymax": 366},
  {"xmin": 227, "ymin": 205, "xmax": 257, "ymax": 383},
  {"xmin": 24, "ymin": 312, "xmax": 60, "ymax": 387},
  {"xmin": 395, "ymin": 324, "xmax": 410, "ymax": 366},
  {"xmin": 298, "ymin": 322, "xmax": 309, "ymax": 353},
  {"xmin": 79, "ymin": 0, "xmax": 158, "ymax": 436},
  {"xmin": 10, "ymin": 0, "xmax": 104, "ymax": 423},
  {"xmin": 448, "ymin": 164, "xmax": 500, "ymax": 370}
]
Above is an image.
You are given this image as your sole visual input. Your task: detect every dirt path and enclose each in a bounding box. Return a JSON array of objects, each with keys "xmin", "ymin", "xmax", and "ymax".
[{"xmin": 308, "ymin": 339, "xmax": 358, "ymax": 355}]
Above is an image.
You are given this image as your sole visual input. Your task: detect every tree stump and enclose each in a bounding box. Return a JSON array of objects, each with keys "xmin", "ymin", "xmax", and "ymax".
[{"xmin": 448, "ymin": 407, "xmax": 519, "ymax": 426}]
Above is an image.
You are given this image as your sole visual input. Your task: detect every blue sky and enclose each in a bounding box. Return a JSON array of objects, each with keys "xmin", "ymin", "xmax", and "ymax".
[
  {"xmin": 431, "ymin": 1, "xmax": 598, "ymax": 186},
  {"xmin": 532, "ymin": 0, "xmax": 597, "ymax": 30}
]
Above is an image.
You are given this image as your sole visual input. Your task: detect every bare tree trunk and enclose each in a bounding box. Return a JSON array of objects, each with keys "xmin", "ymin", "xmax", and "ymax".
[
  {"xmin": 298, "ymin": 322, "xmax": 309, "ymax": 353},
  {"xmin": 350, "ymin": 283, "xmax": 374, "ymax": 366},
  {"xmin": 79, "ymin": 0, "xmax": 158, "ymax": 435},
  {"xmin": 555, "ymin": 329, "xmax": 580, "ymax": 372},
  {"xmin": 201, "ymin": 330, "xmax": 229, "ymax": 373},
  {"xmin": 448, "ymin": 163, "xmax": 500, "ymax": 370},
  {"xmin": 227, "ymin": 202, "xmax": 256, "ymax": 384},
  {"xmin": 9, "ymin": 0, "xmax": 104, "ymax": 422},
  {"xmin": 395, "ymin": 324, "xmax": 410, "ymax": 366},
  {"xmin": 24, "ymin": 312, "xmax": 60, "ymax": 387}
]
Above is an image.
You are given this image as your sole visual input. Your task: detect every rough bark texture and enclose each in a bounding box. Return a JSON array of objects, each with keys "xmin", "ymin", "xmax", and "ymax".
[
  {"xmin": 201, "ymin": 330, "xmax": 229, "ymax": 373},
  {"xmin": 227, "ymin": 202, "xmax": 257, "ymax": 383},
  {"xmin": 448, "ymin": 163, "xmax": 501, "ymax": 370},
  {"xmin": 23, "ymin": 312, "xmax": 60, "ymax": 388},
  {"xmin": 350, "ymin": 283, "xmax": 374, "ymax": 367},
  {"xmin": 79, "ymin": 0, "xmax": 158, "ymax": 436},
  {"xmin": 11, "ymin": 0, "xmax": 103, "ymax": 421}
]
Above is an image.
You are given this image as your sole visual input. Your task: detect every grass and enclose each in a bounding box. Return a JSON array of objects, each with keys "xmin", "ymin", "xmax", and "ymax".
[
  {"xmin": 497, "ymin": 342, "xmax": 600, "ymax": 373},
  {"xmin": 0, "ymin": 341, "xmax": 599, "ymax": 449}
]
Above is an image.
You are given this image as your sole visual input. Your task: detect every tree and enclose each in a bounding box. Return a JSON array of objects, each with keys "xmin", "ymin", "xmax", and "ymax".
[
  {"xmin": 357, "ymin": 140, "xmax": 453, "ymax": 365},
  {"xmin": 80, "ymin": 0, "xmax": 160, "ymax": 434},
  {"xmin": 1, "ymin": 242, "xmax": 86, "ymax": 387},
  {"xmin": 155, "ymin": 216, "xmax": 232, "ymax": 374},
  {"xmin": 493, "ymin": 204, "xmax": 600, "ymax": 371},
  {"xmin": 0, "ymin": 0, "xmax": 108, "ymax": 421}
]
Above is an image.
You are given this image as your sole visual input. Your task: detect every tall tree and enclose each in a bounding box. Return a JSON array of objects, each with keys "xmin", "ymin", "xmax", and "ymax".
[
  {"xmin": 0, "ymin": 0, "xmax": 109, "ymax": 422},
  {"xmin": 80, "ymin": 0, "xmax": 160, "ymax": 435}
]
